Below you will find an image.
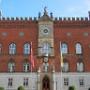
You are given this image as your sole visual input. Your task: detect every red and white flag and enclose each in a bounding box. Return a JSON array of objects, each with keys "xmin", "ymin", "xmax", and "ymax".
[
  {"xmin": 30, "ymin": 42, "xmax": 35, "ymax": 71},
  {"xmin": 60, "ymin": 41, "xmax": 63, "ymax": 68}
]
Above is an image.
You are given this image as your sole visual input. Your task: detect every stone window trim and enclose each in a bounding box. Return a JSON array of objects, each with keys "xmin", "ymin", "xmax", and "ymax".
[
  {"xmin": 64, "ymin": 78, "xmax": 69, "ymax": 86},
  {"xmin": 9, "ymin": 43, "xmax": 17, "ymax": 55},
  {"xmin": 23, "ymin": 42, "xmax": 31, "ymax": 55},
  {"xmin": 23, "ymin": 62, "xmax": 30, "ymax": 72},
  {"xmin": 8, "ymin": 78, "xmax": 13, "ymax": 87},
  {"xmin": 61, "ymin": 42, "xmax": 69, "ymax": 54},
  {"xmin": 23, "ymin": 77, "xmax": 29, "ymax": 87},
  {"xmin": 76, "ymin": 61, "xmax": 84, "ymax": 72},
  {"xmin": 75, "ymin": 42, "xmax": 83, "ymax": 55},
  {"xmin": 79, "ymin": 78, "xmax": 84, "ymax": 87}
]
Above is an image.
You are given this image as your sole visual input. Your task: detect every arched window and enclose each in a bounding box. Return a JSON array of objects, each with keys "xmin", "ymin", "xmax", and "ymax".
[
  {"xmin": 8, "ymin": 62, "xmax": 15, "ymax": 72},
  {"xmin": 42, "ymin": 43, "xmax": 51, "ymax": 56},
  {"xmin": 23, "ymin": 62, "xmax": 30, "ymax": 72},
  {"xmin": 0, "ymin": 43, "xmax": 2, "ymax": 54},
  {"xmin": 9, "ymin": 43, "xmax": 16, "ymax": 55},
  {"xmin": 24, "ymin": 43, "xmax": 30, "ymax": 55},
  {"xmin": 61, "ymin": 43, "xmax": 68, "ymax": 54},
  {"xmin": 62, "ymin": 62, "xmax": 69, "ymax": 72},
  {"xmin": 75, "ymin": 43, "xmax": 82, "ymax": 54},
  {"xmin": 77, "ymin": 62, "xmax": 84, "ymax": 72}
]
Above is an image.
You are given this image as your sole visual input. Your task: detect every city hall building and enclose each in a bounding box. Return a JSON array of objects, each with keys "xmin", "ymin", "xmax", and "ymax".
[{"xmin": 0, "ymin": 8, "xmax": 90, "ymax": 90}]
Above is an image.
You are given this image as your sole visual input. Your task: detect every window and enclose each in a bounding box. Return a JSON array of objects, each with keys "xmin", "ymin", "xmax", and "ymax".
[
  {"xmin": 61, "ymin": 43, "xmax": 68, "ymax": 54},
  {"xmin": 64, "ymin": 78, "xmax": 69, "ymax": 86},
  {"xmin": 41, "ymin": 43, "xmax": 51, "ymax": 56},
  {"xmin": 0, "ymin": 44, "xmax": 2, "ymax": 54},
  {"xmin": 23, "ymin": 62, "xmax": 30, "ymax": 72},
  {"xmin": 79, "ymin": 78, "xmax": 84, "ymax": 87},
  {"xmin": 75, "ymin": 43, "xmax": 82, "ymax": 54},
  {"xmin": 23, "ymin": 78, "xmax": 28, "ymax": 87},
  {"xmin": 8, "ymin": 78, "xmax": 13, "ymax": 87},
  {"xmin": 24, "ymin": 43, "xmax": 30, "ymax": 55},
  {"xmin": 9, "ymin": 43, "xmax": 16, "ymax": 55},
  {"xmin": 8, "ymin": 62, "xmax": 15, "ymax": 72},
  {"xmin": 62, "ymin": 62, "xmax": 69, "ymax": 72},
  {"xmin": 77, "ymin": 62, "xmax": 84, "ymax": 72}
]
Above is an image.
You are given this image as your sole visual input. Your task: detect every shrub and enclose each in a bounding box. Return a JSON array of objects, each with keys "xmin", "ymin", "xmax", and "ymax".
[
  {"xmin": 0, "ymin": 87, "xmax": 4, "ymax": 90},
  {"xmin": 17, "ymin": 86, "xmax": 24, "ymax": 90},
  {"xmin": 69, "ymin": 86, "xmax": 75, "ymax": 90}
]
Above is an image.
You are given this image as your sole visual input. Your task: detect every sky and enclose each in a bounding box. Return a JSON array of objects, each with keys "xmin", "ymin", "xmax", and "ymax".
[{"xmin": 0, "ymin": 0, "xmax": 90, "ymax": 17}]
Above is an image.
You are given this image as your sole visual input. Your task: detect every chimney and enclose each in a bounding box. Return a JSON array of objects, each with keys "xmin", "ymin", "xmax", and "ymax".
[{"xmin": 88, "ymin": 11, "xmax": 90, "ymax": 20}]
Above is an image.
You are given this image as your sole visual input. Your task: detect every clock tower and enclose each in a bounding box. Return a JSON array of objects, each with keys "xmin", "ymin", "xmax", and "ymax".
[{"xmin": 38, "ymin": 8, "xmax": 54, "ymax": 57}]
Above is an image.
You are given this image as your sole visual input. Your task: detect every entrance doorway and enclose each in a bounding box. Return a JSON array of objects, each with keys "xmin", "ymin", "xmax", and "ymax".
[{"xmin": 42, "ymin": 76, "xmax": 50, "ymax": 90}]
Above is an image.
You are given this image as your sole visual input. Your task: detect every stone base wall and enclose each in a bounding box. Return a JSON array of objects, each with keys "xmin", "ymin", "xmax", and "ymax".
[{"xmin": 0, "ymin": 72, "xmax": 90, "ymax": 90}]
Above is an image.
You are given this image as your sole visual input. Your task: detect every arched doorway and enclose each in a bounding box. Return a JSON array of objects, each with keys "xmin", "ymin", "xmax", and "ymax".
[{"xmin": 42, "ymin": 76, "xmax": 50, "ymax": 90}]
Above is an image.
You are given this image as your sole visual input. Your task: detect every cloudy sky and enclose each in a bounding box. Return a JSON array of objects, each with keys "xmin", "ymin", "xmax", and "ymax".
[{"xmin": 0, "ymin": 0, "xmax": 90, "ymax": 17}]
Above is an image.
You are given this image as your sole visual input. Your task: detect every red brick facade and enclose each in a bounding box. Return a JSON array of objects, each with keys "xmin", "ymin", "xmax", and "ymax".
[{"xmin": 0, "ymin": 11, "xmax": 90, "ymax": 72}]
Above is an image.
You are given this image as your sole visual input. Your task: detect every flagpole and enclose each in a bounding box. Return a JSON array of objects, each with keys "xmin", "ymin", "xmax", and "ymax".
[
  {"xmin": 30, "ymin": 42, "xmax": 35, "ymax": 72},
  {"xmin": 60, "ymin": 41, "xmax": 63, "ymax": 90}
]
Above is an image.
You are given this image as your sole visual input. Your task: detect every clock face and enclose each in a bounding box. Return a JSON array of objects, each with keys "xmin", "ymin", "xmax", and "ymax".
[
  {"xmin": 43, "ymin": 29, "xmax": 49, "ymax": 34},
  {"xmin": 42, "ymin": 27, "xmax": 50, "ymax": 35}
]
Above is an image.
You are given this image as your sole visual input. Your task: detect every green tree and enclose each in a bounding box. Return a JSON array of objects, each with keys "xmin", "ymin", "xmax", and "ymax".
[
  {"xmin": 17, "ymin": 86, "xmax": 25, "ymax": 90},
  {"xmin": 0, "ymin": 87, "xmax": 4, "ymax": 90}
]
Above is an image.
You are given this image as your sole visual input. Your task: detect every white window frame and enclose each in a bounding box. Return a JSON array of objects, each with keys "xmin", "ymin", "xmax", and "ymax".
[
  {"xmin": 77, "ymin": 62, "xmax": 84, "ymax": 72},
  {"xmin": 62, "ymin": 62, "xmax": 69, "ymax": 72},
  {"xmin": 8, "ymin": 62, "xmax": 15, "ymax": 72},
  {"xmin": 64, "ymin": 78, "xmax": 69, "ymax": 86},
  {"xmin": 23, "ymin": 78, "xmax": 29, "ymax": 87},
  {"xmin": 61, "ymin": 43, "xmax": 68, "ymax": 54},
  {"xmin": 24, "ymin": 43, "xmax": 30, "ymax": 55},
  {"xmin": 9, "ymin": 43, "xmax": 16, "ymax": 55},
  {"xmin": 8, "ymin": 78, "xmax": 13, "ymax": 87},
  {"xmin": 23, "ymin": 63, "xmax": 30, "ymax": 72},
  {"xmin": 75, "ymin": 43, "xmax": 82, "ymax": 54},
  {"xmin": 79, "ymin": 78, "xmax": 84, "ymax": 87}
]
